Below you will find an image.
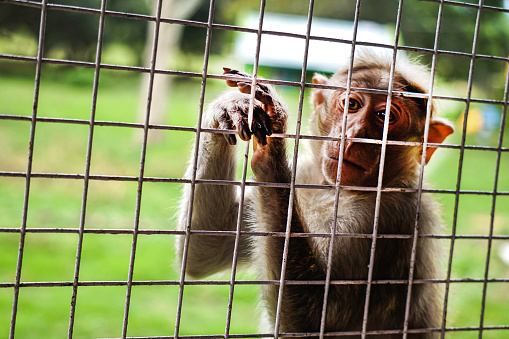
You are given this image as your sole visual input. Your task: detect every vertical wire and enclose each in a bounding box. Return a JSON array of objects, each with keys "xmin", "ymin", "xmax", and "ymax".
[
  {"xmin": 440, "ymin": 1, "xmax": 484, "ymax": 337},
  {"xmin": 223, "ymin": 1, "xmax": 265, "ymax": 337},
  {"xmin": 121, "ymin": 0, "xmax": 163, "ymax": 337},
  {"xmin": 272, "ymin": 0, "xmax": 315, "ymax": 337},
  {"xmin": 360, "ymin": 0, "xmax": 405, "ymax": 337},
  {"xmin": 223, "ymin": 128, "xmax": 251, "ymax": 339},
  {"xmin": 401, "ymin": 1, "xmax": 445, "ymax": 338},
  {"xmin": 9, "ymin": 1, "xmax": 48, "ymax": 338},
  {"xmin": 478, "ymin": 55, "xmax": 509, "ymax": 339},
  {"xmin": 246, "ymin": 0, "xmax": 266, "ymax": 129},
  {"xmin": 68, "ymin": 0, "xmax": 107, "ymax": 338},
  {"xmin": 318, "ymin": 1, "xmax": 361, "ymax": 338},
  {"xmin": 173, "ymin": 0, "xmax": 216, "ymax": 337}
]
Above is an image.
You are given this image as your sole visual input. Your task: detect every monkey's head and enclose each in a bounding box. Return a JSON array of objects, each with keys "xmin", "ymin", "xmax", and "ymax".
[{"xmin": 310, "ymin": 51, "xmax": 454, "ymax": 187}]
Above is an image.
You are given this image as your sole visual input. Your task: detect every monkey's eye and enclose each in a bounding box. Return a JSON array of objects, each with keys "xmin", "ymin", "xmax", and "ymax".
[
  {"xmin": 344, "ymin": 98, "xmax": 361, "ymax": 112},
  {"xmin": 375, "ymin": 110, "xmax": 397, "ymax": 124}
]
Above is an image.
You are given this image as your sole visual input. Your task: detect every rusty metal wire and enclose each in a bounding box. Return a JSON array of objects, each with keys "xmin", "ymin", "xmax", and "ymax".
[
  {"xmin": 1, "ymin": 0, "xmax": 508, "ymax": 338},
  {"xmin": 67, "ymin": 1, "xmax": 107, "ymax": 337},
  {"xmin": 402, "ymin": 0, "xmax": 446, "ymax": 337}
]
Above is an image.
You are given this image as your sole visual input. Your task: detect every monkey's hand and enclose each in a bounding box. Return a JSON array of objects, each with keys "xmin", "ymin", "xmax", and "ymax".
[
  {"xmin": 223, "ymin": 67, "xmax": 289, "ymax": 180},
  {"xmin": 223, "ymin": 68, "xmax": 287, "ymax": 134},
  {"xmin": 208, "ymin": 90, "xmax": 273, "ymax": 146}
]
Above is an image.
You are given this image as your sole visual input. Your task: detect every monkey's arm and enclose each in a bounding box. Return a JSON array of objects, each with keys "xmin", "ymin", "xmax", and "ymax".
[
  {"xmin": 176, "ymin": 94, "xmax": 255, "ymax": 278},
  {"xmin": 222, "ymin": 69, "xmax": 325, "ymax": 281},
  {"xmin": 253, "ymin": 142, "xmax": 325, "ymax": 281}
]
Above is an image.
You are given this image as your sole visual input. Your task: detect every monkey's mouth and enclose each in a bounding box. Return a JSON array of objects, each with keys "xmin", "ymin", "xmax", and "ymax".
[{"xmin": 327, "ymin": 156, "xmax": 367, "ymax": 173}]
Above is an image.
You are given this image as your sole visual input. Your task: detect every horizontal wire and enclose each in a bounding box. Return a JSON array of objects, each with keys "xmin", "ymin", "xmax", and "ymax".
[
  {"xmin": 115, "ymin": 325, "xmax": 509, "ymax": 339},
  {"xmin": 1, "ymin": 227, "xmax": 509, "ymax": 242},
  {"xmin": 1, "ymin": 0, "xmax": 508, "ymax": 65},
  {"xmin": 1, "ymin": 52, "xmax": 508, "ymax": 107},
  {"xmin": 420, "ymin": 0, "xmax": 509, "ymax": 13},
  {"xmin": 1, "ymin": 170, "xmax": 508, "ymax": 196},
  {"xmin": 2, "ymin": 112, "xmax": 509, "ymax": 151},
  {"xmin": 1, "ymin": 277, "xmax": 508, "ymax": 289},
  {"xmin": 2, "ymin": 0, "xmax": 508, "ymax": 17},
  {"xmin": 97, "ymin": 324, "xmax": 509, "ymax": 339}
]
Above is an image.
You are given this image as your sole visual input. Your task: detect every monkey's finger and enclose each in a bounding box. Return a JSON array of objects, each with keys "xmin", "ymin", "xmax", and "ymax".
[
  {"xmin": 223, "ymin": 67, "xmax": 251, "ymax": 78},
  {"xmin": 252, "ymin": 121, "xmax": 268, "ymax": 146},
  {"xmin": 225, "ymin": 78, "xmax": 239, "ymax": 87},
  {"xmin": 237, "ymin": 82, "xmax": 275, "ymax": 110},
  {"xmin": 223, "ymin": 68, "xmax": 252, "ymax": 87},
  {"xmin": 217, "ymin": 113, "xmax": 239, "ymax": 145},
  {"xmin": 253, "ymin": 106, "xmax": 273, "ymax": 136},
  {"xmin": 237, "ymin": 119, "xmax": 252, "ymax": 141},
  {"xmin": 224, "ymin": 76, "xmax": 252, "ymax": 88},
  {"xmin": 223, "ymin": 133, "xmax": 237, "ymax": 145},
  {"xmin": 223, "ymin": 67, "xmax": 236, "ymax": 86},
  {"xmin": 227, "ymin": 110, "xmax": 252, "ymax": 142},
  {"xmin": 236, "ymin": 82, "xmax": 252, "ymax": 94},
  {"xmin": 225, "ymin": 74, "xmax": 251, "ymax": 87}
]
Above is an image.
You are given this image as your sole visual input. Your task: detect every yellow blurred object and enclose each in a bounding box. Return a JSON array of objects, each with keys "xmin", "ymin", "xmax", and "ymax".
[{"xmin": 457, "ymin": 108, "xmax": 483, "ymax": 134}]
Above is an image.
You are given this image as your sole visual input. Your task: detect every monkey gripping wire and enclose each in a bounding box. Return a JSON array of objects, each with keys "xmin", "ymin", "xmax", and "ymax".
[
  {"xmin": 9, "ymin": 1, "xmax": 48, "ymax": 338},
  {"xmin": 68, "ymin": 0, "xmax": 107, "ymax": 338},
  {"xmin": 0, "ymin": 0, "xmax": 508, "ymax": 338},
  {"xmin": 223, "ymin": 1, "xmax": 266, "ymax": 338}
]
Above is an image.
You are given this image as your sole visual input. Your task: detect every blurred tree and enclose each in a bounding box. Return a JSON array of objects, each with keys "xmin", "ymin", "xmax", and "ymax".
[
  {"xmin": 180, "ymin": 3, "xmax": 228, "ymax": 55},
  {"xmin": 137, "ymin": 0, "xmax": 203, "ymax": 139},
  {"xmin": 0, "ymin": 0, "xmax": 204, "ymax": 137},
  {"xmin": 0, "ymin": 0, "xmax": 150, "ymax": 62},
  {"xmin": 218, "ymin": 0, "xmax": 509, "ymax": 84},
  {"xmin": 1, "ymin": 1, "xmax": 507, "ymax": 100},
  {"xmin": 3, "ymin": 0, "xmax": 507, "ymax": 82}
]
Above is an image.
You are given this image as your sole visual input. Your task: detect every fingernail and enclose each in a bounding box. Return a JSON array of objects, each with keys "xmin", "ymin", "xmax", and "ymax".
[
  {"xmin": 265, "ymin": 119, "xmax": 273, "ymax": 136},
  {"xmin": 226, "ymin": 80, "xmax": 237, "ymax": 87},
  {"xmin": 253, "ymin": 124, "xmax": 267, "ymax": 146},
  {"xmin": 257, "ymin": 132, "xmax": 267, "ymax": 146},
  {"xmin": 240, "ymin": 124, "xmax": 252, "ymax": 141}
]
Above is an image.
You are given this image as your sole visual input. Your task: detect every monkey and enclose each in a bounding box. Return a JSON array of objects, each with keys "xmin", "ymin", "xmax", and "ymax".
[{"xmin": 176, "ymin": 50, "xmax": 454, "ymax": 338}]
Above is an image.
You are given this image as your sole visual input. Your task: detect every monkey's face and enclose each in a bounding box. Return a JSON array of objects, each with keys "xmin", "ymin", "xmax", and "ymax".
[{"xmin": 320, "ymin": 90, "xmax": 421, "ymax": 187}]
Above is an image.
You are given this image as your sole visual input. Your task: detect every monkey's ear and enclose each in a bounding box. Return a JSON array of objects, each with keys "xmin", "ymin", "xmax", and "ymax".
[
  {"xmin": 425, "ymin": 117, "xmax": 454, "ymax": 164},
  {"xmin": 312, "ymin": 74, "xmax": 328, "ymax": 107},
  {"xmin": 312, "ymin": 74, "xmax": 328, "ymax": 84}
]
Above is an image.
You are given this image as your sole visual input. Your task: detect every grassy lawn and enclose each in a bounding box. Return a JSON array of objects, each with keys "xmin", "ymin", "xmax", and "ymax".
[{"xmin": 0, "ymin": 64, "xmax": 508, "ymax": 338}]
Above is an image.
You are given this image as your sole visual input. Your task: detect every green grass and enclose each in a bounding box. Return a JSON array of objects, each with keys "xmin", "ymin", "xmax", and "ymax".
[
  {"xmin": 0, "ymin": 66, "xmax": 259, "ymax": 338},
  {"xmin": 0, "ymin": 65, "xmax": 508, "ymax": 338}
]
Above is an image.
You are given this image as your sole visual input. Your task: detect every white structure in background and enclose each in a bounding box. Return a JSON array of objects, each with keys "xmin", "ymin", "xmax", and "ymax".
[
  {"xmin": 235, "ymin": 12, "xmax": 396, "ymax": 73},
  {"xmin": 500, "ymin": 242, "xmax": 509, "ymax": 267}
]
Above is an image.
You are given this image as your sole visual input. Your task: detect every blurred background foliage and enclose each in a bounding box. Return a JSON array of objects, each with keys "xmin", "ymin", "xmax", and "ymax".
[
  {"xmin": 0, "ymin": 0, "xmax": 150, "ymax": 62},
  {"xmin": 1, "ymin": 0, "xmax": 509, "ymax": 338},
  {"xmin": 1, "ymin": 0, "xmax": 508, "ymax": 80}
]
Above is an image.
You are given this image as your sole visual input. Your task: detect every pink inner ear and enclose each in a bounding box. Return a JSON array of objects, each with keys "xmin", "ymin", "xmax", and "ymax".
[
  {"xmin": 313, "ymin": 91, "xmax": 325, "ymax": 106},
  {"xmin": 425, "ymin": 118, "xmax": 454, "ymax": 164},
  {"xmin": 312, "ymin": 74, "xmax": 327, "ymax": 85},
  {"xmin": 312, "ymin": 74, "xmax": 328, "ymax": 107}
]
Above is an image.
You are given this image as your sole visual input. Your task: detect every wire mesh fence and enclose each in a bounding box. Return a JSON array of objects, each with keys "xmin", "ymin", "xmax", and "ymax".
[{"xmin": 0, "ymin": 0, "xmax": 508, "ymax": 338}]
